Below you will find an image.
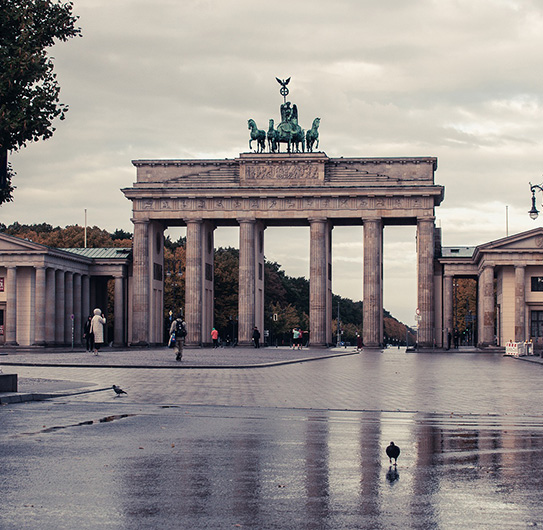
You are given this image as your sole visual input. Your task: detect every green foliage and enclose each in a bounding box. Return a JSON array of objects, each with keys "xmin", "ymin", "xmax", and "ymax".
[
  {"xmin": 213, "ymin": 247, "xmax": 239, "ymax": 331},
  {"xmin": 0, "ymin": 0, "xmax": 81, "ymax": 203},
  {"xmin": 0, "ymin": 163, "xmax": 16, "ymax": 203},
  {"xmin": 0, "ymin": 222, "xmax": 132, "ymax": 248}
]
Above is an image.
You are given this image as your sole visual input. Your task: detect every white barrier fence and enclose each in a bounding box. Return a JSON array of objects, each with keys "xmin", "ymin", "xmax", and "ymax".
[{"xmin": 505, "ymin": 341, "xmax": 534, "ymax": 357}]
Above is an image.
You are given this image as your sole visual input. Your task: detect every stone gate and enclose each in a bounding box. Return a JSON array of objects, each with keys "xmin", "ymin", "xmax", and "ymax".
[{"xmin": 122, "ymin": 152, "xmax": 443, "ymax": 347}]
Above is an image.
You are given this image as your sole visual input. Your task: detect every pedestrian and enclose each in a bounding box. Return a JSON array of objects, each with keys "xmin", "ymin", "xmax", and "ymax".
[
  {"xmin": 170, "ymin": 315, "xmax": 186, "ymax": 361},
  {"xmin": 83, "ymin": 315, "xmax": 92, "ymax": 352},
  {"xmin": 356, "ymin": 332, "xmax": 363, "ymax": 352},
  {"xmin": 252, "ymin": 326, "xmax": 261, "ymax": 348},
  {"xmin": 292, "ymin": 327, "xmax": 302, "ymax": 350},
  {"xmin": 90, "ymin": 308, "xmax": 106, "ymax": 356},
  {"xmin": 211, "ymin": 327, "xmax": 219, "ymax": 348}
]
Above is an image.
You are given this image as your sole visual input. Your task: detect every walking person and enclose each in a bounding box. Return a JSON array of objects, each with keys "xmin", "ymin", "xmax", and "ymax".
[
  {"xmin": 292, "ymin": 327, "xmax": 302, "ymax": 350},
  {"xmin": 170, "ymin": 315, "xmax": 186, "ymax": 361},
  {"xmin": 83, "ymin": 315, "xmax": 92, "ymax": 352},
  {"xmin": 252, "ymin": 326, "xmax": 261, "ymax": 349},
  {"xmin": 211, "ymin": 327, "xmax": 219, "ymax": 348},
  {"xmin": 90, "ymin": 308, "xmax": 106, "ymax": 356},
  {"xmin": 356, "ymin": 332, "xmax": 363, "ymax": 352}
]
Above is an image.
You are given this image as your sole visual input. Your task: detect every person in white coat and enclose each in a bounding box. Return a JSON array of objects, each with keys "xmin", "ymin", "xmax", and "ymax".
[{"xmin": 90, "ymin": 308, "xmax": 106, "ymax": 356}]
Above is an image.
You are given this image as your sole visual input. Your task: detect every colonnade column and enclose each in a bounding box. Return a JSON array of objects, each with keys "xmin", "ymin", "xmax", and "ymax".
[
  {"xmin": 45, "ymin": 268, "xmax": 56, "ymax": 344},
  {"xmin": 363, "ymin": 218, "xmax": 383, "ymax": 348},
  {"xmin": 64, "ymin": 272, "xmax": 74, "ymax": 345},
  {"xmin": 131, "ymin": 219, "xmax": 150, "ymax": 345},
  {"xmin": 73, "ymin": 273, "xmax": 82, "ymax": 345},
  {"xmin": 442, "ymin": 274, "xmax": 453, "ymax": 349},
  {"xmin": 202, "ymin": 221, "xmax": 215, "ymax": 345},
  {"xmin": 255, "ymin": 222, "xmax": 265, "ymax": 337},
  {"xmin": 55, "ymin": 270, "xmax": 65, "ymax": 345},
  {"xmin": 5, "ymin": 266, "xmax": 17, "ymax": 345},
  {"xmin": 114, "ymin": 275, "xmax": 125, "ymax": 347},
  {"xmin": 514, "ymin": 265, "xmax": 526, "ymax": 342},
  {"xmin": 185, "ymin": 219, "xmax": 203, "ymax": 346},
  {"xmin": 82, "ymin": 275, "xmax": 90, "ymax": 322},
  {"xmin": 238, "ymin": 219, "xmax": 256, "ymax": 346},
  {"xmin": 310, "ymin": 218, "xmax": 330, "ymax": 347},
  {"xmin": 34, "ymin": 267, "xmax": 47, "ymax": 346},
  {"xmin": 478, "ymin": 265, "xmax": 495, "ymax": 347},
  {"xmin": 417, "ymin": 218, "xmax": 435, "ymax": 348}
]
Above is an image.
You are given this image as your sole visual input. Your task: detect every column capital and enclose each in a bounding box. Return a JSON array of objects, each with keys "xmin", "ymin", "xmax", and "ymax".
[
  {"xmin": 131, "ymin": 218, "xmax": 150, "ymax": 225},
  {"xmin": 237, "ymin": 218, "xmax": 256, "ymax": 225},
  {"xmin": 185, "ymin": 218, "xmax": 203, "ymax": 225},
  {"xmin": 308, "ymin": 217, "xmax": 328, "ymax": 224}
]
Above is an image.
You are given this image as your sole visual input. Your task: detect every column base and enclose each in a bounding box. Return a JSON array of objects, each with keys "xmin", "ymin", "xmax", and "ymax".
[{"xmin": 237, "ymin": 340, "xmax": 255, "ymax": 347}]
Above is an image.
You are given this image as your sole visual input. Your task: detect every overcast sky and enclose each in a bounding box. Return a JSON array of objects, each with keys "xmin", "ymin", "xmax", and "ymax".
[{"xmin": 4, "ymin": 0, "xmax": 543, "ymax": 325}]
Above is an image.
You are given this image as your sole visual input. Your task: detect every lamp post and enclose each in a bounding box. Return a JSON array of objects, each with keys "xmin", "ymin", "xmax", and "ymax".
[{"xmin": 528, "ymin": 182, "xmax": 543, "ymax": 220}]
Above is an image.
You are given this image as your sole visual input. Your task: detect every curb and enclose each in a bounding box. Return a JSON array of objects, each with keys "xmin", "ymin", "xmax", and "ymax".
[
  {"xmin": 0, "ymin": 386, "xmax": 112, "ymax": 405},
  {"xmin": 0, "ymin": 351, "xmax": 360, "ymax": 370}
]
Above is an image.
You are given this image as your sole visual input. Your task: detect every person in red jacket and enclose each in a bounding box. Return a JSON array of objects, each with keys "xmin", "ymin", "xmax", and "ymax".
[{"xmin": 211, "ymin": 328, "xmax": 219, "ymax": 348}]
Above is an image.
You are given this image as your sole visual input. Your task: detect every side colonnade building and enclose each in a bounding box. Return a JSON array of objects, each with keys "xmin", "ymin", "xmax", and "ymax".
[
  {"xmin": 0, "ymin": 234, "xmax": 130, "ymax": 347},
  {"xmin": 436, "ymin": 228, "xmax": 543, "ymax": 349}
]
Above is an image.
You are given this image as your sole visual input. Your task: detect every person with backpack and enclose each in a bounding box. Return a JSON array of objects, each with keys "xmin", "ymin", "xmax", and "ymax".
[{"xmin": 169, "ymin": 315, "xmax": 186, "ymax": 361}]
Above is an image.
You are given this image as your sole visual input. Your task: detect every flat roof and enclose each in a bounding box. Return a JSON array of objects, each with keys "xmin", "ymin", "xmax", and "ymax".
[{"xmin": 64, "ymin": 248, "xmax": 131, "ymax": 259}]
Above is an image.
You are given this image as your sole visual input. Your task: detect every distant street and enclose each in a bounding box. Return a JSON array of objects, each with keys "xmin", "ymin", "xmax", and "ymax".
[{"xmin": 1, "ymin": 348, "xmax": 543, "ymax": 529}]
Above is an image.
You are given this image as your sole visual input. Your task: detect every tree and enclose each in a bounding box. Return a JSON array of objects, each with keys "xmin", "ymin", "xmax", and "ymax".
[{"xmin": 0, "ymin": 0, "xmax": 81, "ymax": 202}]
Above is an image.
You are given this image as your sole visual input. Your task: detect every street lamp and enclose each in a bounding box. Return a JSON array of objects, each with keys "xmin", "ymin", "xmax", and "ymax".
[{"xmin": 529, "ymin": 182, "xmax": 543, "ymax": 220}]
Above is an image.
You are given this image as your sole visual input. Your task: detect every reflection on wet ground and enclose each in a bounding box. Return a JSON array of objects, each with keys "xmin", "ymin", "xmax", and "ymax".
[{"xmin": 1, "ymin": 349, "xmax": 543, "ymax": 528}]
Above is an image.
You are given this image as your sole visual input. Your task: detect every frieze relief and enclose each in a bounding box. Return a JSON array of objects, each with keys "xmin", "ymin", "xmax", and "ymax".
[
  {"xmin": 135, "ymin": 195, "xmax": 433, "ymax": 213},
  {"xmin": 242, "ymin": 162, "xmax": 321, "ymax": 181}
]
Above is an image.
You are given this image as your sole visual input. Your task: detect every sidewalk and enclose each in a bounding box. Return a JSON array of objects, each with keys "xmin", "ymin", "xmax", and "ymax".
[
  {"xmin": 0, "ymin": 344, "xmax": 359, "ymax": 369},
  {"xmin": 0, "ymin": 345, "xmax": 360, "ymax": 405}
]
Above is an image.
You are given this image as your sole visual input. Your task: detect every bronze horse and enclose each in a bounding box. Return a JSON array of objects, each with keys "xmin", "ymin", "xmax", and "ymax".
[
  {"xmin": 306, "ymin": 117, "xmax": 320, "ymax": 152},
  {"xmin": 248, "ymin": 119, "xmax": 266, "ymax": 153}
]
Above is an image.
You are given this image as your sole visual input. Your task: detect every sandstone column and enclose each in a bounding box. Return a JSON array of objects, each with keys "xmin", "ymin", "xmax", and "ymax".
[
  {"xmin": 310, "ymin": 218, "xmax": 329, "ymax": 347},
  {"xmin": 185, "ymin": 219, "xmax": 203, "ymax": 346},
  {"xmin": 73, "ymin": 273, "xmax": 82, "ymax": 346},
  {"xmin": 64, "ymin": 272, "xmax": 74, "ymax": 345},
  {"xmin": 5, "ymin": 266, "xmax": 17, "ymax": 346},
  {"xmin": 34, "ymin": 267, "xmax": 47, "ymax": 346},
  {"xmin": 238, "ymin": 219, "xmax": 256, "ymax": 346},
  {"xmin": 417, "ymin": 218, "xmax": 435, "ymax": 347},
  {"xmin": 45, "ymin": 268, "xmax": 56, "ymax": 344},
  {"xmin": 131, "ymin": 219, "xmax": 150, "ymax": 345},
  {"xmin": 478, "ymin": 265, "xmax": 495, "ymax": 347},
  {"xmin": 442, "ymin": 274, "xmax": 453, "ymax": 349},
  {"xmin": 514, "ymin": 265, "xmax": 526, "ymax": 342},
  {"xmin": 55, "ymin": 270, "xmax": 65, "ymax": 345},
  {"xmin": 202, "ymin": 221, "xmax": 215, "ymax": 345},
  {"xmin": 363, "ymin": 218, "xmax": 383, "ymax": 348},
  {"xmin": 82, "ymin": 275, "xmax": 90, "ymax": 322},
  {"xmin": 114, "ymin": 275, "xmax": 125, "ymax": 346}
]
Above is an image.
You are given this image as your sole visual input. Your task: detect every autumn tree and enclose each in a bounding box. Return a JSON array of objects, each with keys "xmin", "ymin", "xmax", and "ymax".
[{"xmin": 0, "ymin": 0, "xmax": 81, "ymax": 202}]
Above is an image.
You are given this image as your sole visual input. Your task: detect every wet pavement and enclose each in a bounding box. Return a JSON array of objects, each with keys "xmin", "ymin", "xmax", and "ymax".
[{"xmin": 1, "ymin": 347, "xmax": 543, "ymax": 529}]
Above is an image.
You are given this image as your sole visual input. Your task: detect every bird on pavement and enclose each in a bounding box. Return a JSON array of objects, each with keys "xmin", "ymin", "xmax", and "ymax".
[
  {"xmin": 112, "ymin": 385, "xmax": 127, "ymax": 396},
  {"xmin": 386, "ymin": 441, "xmax": 400, "ymax": 465}
]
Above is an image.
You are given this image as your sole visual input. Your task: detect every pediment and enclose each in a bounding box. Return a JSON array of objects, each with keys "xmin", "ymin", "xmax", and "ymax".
[
  {"xmin": 477, "ymin": 228, "xmax": 543, "ymax": 253},
  {"xmin": 0, "ymin": 233, "xmax": 49, "ymax": 253}
]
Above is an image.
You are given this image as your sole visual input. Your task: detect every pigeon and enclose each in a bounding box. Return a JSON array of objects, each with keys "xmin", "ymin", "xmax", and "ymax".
[
  {"xmin": 112, "ymin": 385, "xmax": 127, "ymax": 396},
  {"xmin": 386, "ymin": 441, "xmax": 400, "ymax": 464}
]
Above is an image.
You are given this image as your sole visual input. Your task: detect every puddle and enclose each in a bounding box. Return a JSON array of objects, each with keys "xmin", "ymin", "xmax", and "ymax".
[{"xmin": 15, "ymin": 414, "xmax": 136, "ymax": 436}]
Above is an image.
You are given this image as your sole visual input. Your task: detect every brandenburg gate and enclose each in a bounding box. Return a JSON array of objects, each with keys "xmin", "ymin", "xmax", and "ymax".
[
  {"xmin": 122, "ymin": 79, "xmax": 443, "ymax": 348},
  {"xmin": 122, "ymin": 153, "xmax": 443, "ymax": 348}
]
